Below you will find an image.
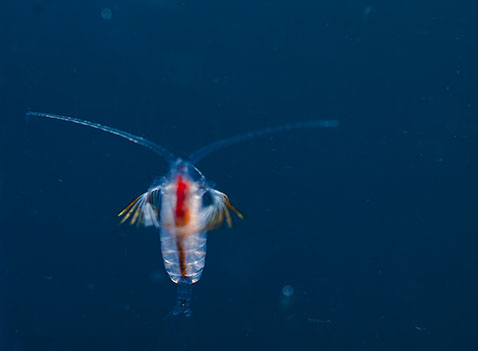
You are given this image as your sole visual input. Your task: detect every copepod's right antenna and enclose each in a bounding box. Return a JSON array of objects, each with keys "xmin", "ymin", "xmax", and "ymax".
[
  {"xmin": 188, "ymin": 119, "xmax": 339, "ymax": 165},
  {"xmin": 26, "ymin": 112, "xmax": 176, "ymax": 163}
]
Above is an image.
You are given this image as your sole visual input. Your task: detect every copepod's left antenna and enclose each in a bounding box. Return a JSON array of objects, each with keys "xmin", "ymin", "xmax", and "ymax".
[
  {"xmin": 188, "ymin": 119, "xmax": 339, "ymax": 165},
  {"xmin": 27, "ymin": 112, "xmax": 176, "ymax": 163}
]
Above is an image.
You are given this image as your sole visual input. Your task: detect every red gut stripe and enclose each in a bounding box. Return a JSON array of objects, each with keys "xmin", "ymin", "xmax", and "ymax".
[{"xmin": 175, "ymin": 175, "xmax": 190, "ymax": 226}]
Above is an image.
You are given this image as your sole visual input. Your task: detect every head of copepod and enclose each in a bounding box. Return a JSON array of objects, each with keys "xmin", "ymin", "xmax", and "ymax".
[{"xmin": 171, "ymin": 158, "xmax": 205, "ymax": 184}]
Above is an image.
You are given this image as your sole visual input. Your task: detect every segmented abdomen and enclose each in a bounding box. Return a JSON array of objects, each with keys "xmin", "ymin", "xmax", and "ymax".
[{"xmin": 160, "ymin": 228, "xmax": 207, "ymax": 284}]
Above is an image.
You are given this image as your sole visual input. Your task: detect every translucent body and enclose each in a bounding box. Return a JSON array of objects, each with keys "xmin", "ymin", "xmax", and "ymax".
[
  {"xmin": 160, "ymin": 228, "xmax": 207, "ymax": 284},
  {"xmin": 159, "ymin": 169, "xmax": 208, "ymax": 284},
  {"xmin": 117, "ymin": 159, "xmax": 242, "ymax": 289}
]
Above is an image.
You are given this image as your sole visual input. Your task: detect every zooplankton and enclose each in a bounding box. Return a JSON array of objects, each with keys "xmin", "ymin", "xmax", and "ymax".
[{"xmin": 28, "ymin": 112, "xmax": 338, "ymax": 317}]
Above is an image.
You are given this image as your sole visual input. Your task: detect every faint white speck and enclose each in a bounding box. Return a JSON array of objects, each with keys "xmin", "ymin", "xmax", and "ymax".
[
  {"xmin": 282, "ymin": 285, "xmax": 294, "ymax": 297},
  {"xmin": 363, "ymin": 5, "xmax": 374, "ymax": 17},
  {"xmin": 415, "ymin": 326, "xmax": 429, "ymax": 334},
  {"xmin": 149, "ymin": 270, "xmax": 165, "ymax": 283},
  {"xmin": 101, "ymin": 8, "xmax": 112, "ymax": 20}
]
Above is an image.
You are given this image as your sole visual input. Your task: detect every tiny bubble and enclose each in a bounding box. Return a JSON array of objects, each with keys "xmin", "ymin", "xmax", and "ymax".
[{"xmin": 101, "ymin": 8, "xmax": 112, "ymax": 20}]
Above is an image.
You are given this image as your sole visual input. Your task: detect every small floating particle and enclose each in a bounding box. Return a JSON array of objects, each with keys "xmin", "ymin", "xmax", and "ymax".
[
  {"xmin": 363, "ymin": 5, "xmax": 373, "ymax": 17},
  {"xmin": 282, "ymin": 285, "xmax": 294, "ymax": 297},
  {"xmin": 101, "ymin": 8, "xmax": 112, "ymax": 20},
  {"xmin": 416, "ymin": 326, "xmax": 428, "ymax": 333}
]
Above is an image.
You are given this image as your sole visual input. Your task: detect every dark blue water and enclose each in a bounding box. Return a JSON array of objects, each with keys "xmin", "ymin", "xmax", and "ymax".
[{"xmin": 1, "ymin": 1, "xmax": 477, "ymax": 350}]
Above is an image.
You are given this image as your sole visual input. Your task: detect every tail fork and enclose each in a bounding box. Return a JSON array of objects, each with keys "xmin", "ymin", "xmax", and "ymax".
[{"xmin": 165, "ymin": 282, "xmax": 193, "ymax": 319}]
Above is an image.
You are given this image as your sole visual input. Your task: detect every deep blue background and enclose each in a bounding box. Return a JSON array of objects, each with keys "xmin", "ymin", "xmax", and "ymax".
[{"xmin": 1, "ymin": 0, "xmax": 477, "ymax": 350}]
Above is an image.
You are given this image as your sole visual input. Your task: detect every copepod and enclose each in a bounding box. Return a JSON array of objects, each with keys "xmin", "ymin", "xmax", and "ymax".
[{"xmin": 27, "ymin": 111, "xmax": 338, "ymax": 317}]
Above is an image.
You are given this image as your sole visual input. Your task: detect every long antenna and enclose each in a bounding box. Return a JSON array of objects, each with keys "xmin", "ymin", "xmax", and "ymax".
[
  {"xmin": 188, "ymin": 119, "xmax": 339, "ymax": 164},
  {"xmin": 27, "ymin": 112, "xmax": 176, "ymax": 163}
]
